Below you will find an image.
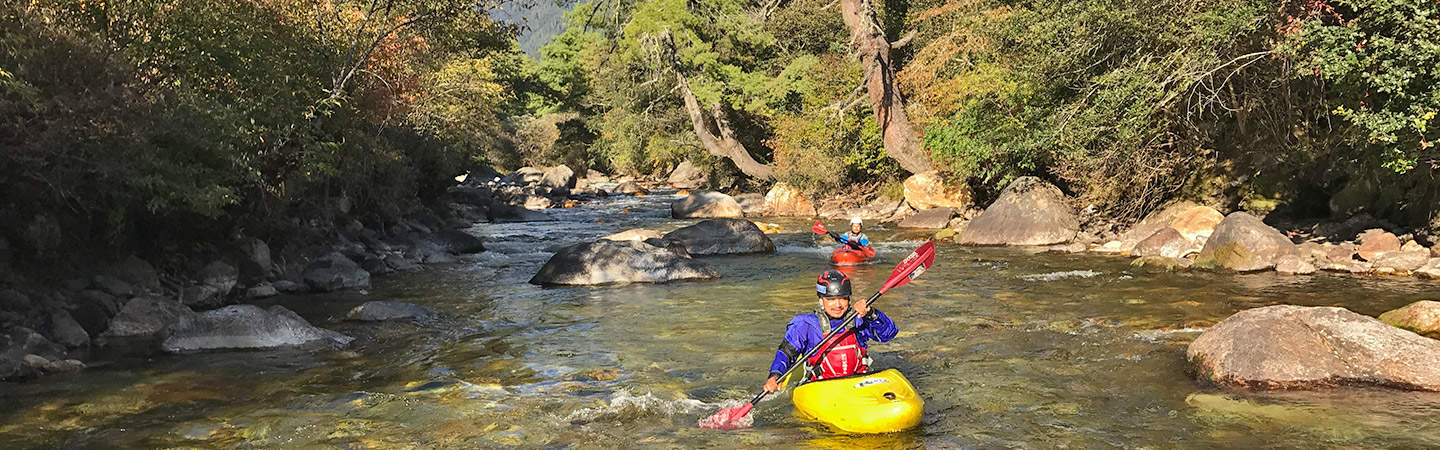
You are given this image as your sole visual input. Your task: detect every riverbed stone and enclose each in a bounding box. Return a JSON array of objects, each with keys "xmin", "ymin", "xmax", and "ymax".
[
  {"xmin": 508, "ymin": 167, "xmax": 545, "ymax": 185},
  {"xmin": 1372, "ymin": 251, "xmax": 1429, "ymax": 273},
  {"xmin": 162, "ymin": 304, "xmax": 352, "ymax": 352},
  {"xmin": 182, "ymin": 261, "xmax": 239, "ymax": 308},
  {"xmin": 1378, "ymin": 301, "xmax": 1440, "ymax": 339},
  {"xmin": 1130, "ymin": 255, "xmax": 1185, "ymax": 271},
  {"xmin": 615, "ymin": 181, "xmax": 648, "ymax": 195},
  {"xmin": 109, "ymin": 255, "xmax": 160, "ymax": 291},
  {"xmin": 302, "ymin": 253, "xmax": 370, "ymax": 292},
  {"xmin": 1357, "ymin": 229, "xmax": 1401, "ymax": 261},
  {"xmin": 529, "ymin": 240, "xmax": 721, "ymax": 285},
  {"xmin": 899, "ymin": 207, "xmax": 955, "ymax": 229},
  {"xmin": 734, "ymin": 193, "xmax": 766, "ymax": 216},
  {"xmin": 1115, "ymin": 200, "xmax": 1202, "ymax": 251},
  {"xmin": 100, "ymin": 297, "xmax": 193, "ymax": 343},
  {"xmin": 902, "ymin": 170, "xmax": 972, "ymax": 210},
  {"xmin": 540, "ymin": 165, "xmax": 577, "ymax": 189},
  {"xmin": 671, "ymin": 191, "xmax": 744, "ymax": 219},
  {"xmin": 1193, "ymin": 212, "xmax": 1298, "ymax": 272},
  {"xmin": 763, "ymin": 183, "xmax": 816, "ymax": 216},
  {"xmin": 603, "ymin": 228, "xmax": 665, "ymax": 242},
  {"xmin": 91, "ymin": 275, "xmax": 135, "ymax": 298},
  {"xmin": 668, "ymin": 161, "xmax": 704, "ymax": 189},
  {"xmin": 1188, "ymin": 305, "xmax": 1440, "ymax": 391},
  {"xmin": 234, "ymin": 237, "xmax": 276, "ymax": 280},
  {"xmin": 1170, "ymin": 206, "xmax": 1225, "ymax": 242},
  {"xmin": 1274, "ymin": 255, "xmax": 1317, "ymax": 275},
  {"xmin": 433, "ymin": 230, "xmax": 485, "ymax": 254},
  {"xmin": 245, "ymin": 283, "xmax": 279, "ymax": 299},
  {"xmin": 859, "ymin": 196, "xmax": 905, "ymax": 221},
  {"xmin": 48, "ymin": 309, "xmax": 90, "ymax": 348},
  {"xmin": 955, "ymin": 177, "xmax": 1078, "ymax": 246},
  {"xmin": 346, "ymin": 301, "xmax": 435, "ymax": 323},
  {"xmin": 662, "ymin": 219, "xmax": 776, "ymax": 255},
  {"xmin": 1132, "ymin": 227, "xmax": 1196, "ymax": 259}
]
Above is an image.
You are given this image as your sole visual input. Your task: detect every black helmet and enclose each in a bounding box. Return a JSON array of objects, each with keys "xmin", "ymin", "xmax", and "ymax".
[{"xmin": 816, "ymin": 270, "xmax": 852, "ymax": 298}]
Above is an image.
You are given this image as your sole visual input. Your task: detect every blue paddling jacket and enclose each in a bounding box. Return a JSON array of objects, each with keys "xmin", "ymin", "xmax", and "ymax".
[
  {"xmin": 838, "ymin": 231, "xmax": 870, "ymax": 248},
  {"xmin": 768, "ymin": 309, "xmax": 897, "ymax": 379}
]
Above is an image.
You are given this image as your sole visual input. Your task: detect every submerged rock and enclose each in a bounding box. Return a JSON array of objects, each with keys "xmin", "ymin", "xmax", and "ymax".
[
  {"xmin": 346, "ymin": 301, "xmax": 435, "ymax": 323},
  {"xmin": 529, "ymin": 240, "xmax": 720, "ymax": 285},
  {"xmin": 1193, "ymin": 212, "xmax": 1298, "ymax": 272},
  {"xmin": 662, "ymin": 219, "xmax": 776, "ymax": 255},
  {"xmin": 1379, "ymin": 301, "xmax": 1440, "ymax": 339},
  {"xmin": 671, "ymin": 191, "xmax": 744, "ymax": 219},
  {"xmin": 1187, "ymin": 305, "xmax": 1440, "ymax": 391},
  {"xmin": 955, "ymin": 177, "xmax": 1077, "ymax": 246},
  {"xmin": 163, "ymin": 304, "xmax": 352, "ymax": 352}
]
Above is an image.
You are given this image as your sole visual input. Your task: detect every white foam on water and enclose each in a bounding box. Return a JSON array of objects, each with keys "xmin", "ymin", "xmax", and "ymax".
[
  {"xmin": 695, "ymin": 399, "xmax": 754, "ymax": 429},
  {"xmin": 562, "ymin": 390, "xmax": 711, "ymax": 424},
  {"xmin": 1020, "ymin": 270, "xmax": 1103, "ymax": 282},
  {"xmin": 1131, "ymin": 327, "xmax": 1207, "ymax": 343}
]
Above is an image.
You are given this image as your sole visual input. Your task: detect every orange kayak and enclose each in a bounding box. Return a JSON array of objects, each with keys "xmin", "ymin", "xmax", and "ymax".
[{"xmin": 830, "ymin": 246, "xmax": 876, "ymax": 265}]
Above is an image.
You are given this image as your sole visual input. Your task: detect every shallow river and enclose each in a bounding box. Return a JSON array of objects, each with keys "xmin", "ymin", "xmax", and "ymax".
[{"xmin": 4, "ymin": 191, "xmax": 1440, "ymax": 448}]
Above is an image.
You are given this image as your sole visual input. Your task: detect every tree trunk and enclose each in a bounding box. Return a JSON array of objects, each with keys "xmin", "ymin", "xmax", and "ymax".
[
  {"xmin": 840, "ymin": 0, "xmax": 931, "ymax": 174},
  {"xmin": 672, "ymin": 60, "xmax": 776, "ymax": 180}
]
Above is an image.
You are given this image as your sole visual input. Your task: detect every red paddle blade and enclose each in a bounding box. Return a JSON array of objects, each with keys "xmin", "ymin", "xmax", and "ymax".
[
  {"xmin": 811, "ymin": 221, "xmax": 827, "ymax": 234},
  {"xmin": 698, "ymin": 403, "xmax": 754, "ymax": 430},
  {"xmin": 880, "ymin": 241, "xmax": 937, "ymax": 293}
]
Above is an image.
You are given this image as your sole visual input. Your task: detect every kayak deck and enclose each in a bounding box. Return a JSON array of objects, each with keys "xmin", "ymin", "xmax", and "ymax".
[
  {"xmin": 830, "ymin": 246, "xmax": 876, "ymax": 266},
  {"xmin": 791, "ymin": 369, "xmax": 923, "ymax": 434}
]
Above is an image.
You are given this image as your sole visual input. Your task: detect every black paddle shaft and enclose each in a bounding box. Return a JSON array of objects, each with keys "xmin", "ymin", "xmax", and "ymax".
[
  {"xmin": 827, "ymin": 231, "xmax": 864, "ymax": 250},
  {"xmin": 747, "ymin": 290, "xmax": 884, "ymax": 406}
]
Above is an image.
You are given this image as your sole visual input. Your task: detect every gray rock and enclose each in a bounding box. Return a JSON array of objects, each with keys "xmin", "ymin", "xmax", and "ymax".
[
  {"xmin": 530, "ymin": 240, "xmax": 720, "ymax": 285},
  {"xmin": 43, "ymin": 359, "xmax": 85, "ymax": 373},
  {"xmin": 1379, "ymin": 300, "xmax": 1440, "ymax": 339},
  {"xmin": 246, "ymin": 283, "xmax": 279, "ymax": 299},
  {"xmin": 491, "ymin": 203, "xmax": 555, "ymax": 222},
  {"xmin": 182, "ymin": 261, "xmax": 239, "ymax": 308},
  {"xmin": 346, "ymin": 301, "xmax": 436, "ymax": 323},
  {"xmin": 1372, "ymin": 251, "xmax": 1429, "ymax": 272},
  {"xmin": 1132, "ymin": 227, "xmax": 1197, "ymax": 259},
  {"xmin": 540, "ymin": 165, "xmax": 577, "ymax": 188},
  {"xmin": 273, "ymin": 280, "xmax": 304, "ymax": 293},
  {"xmin": 1193, "ymin": 212, "xmax": 1299, "ymax": 272},
  {"xmin": 663, "ymin": 219, "xmax": 776, "ymax": 255},
  {"xmin": 508, "ymin": 167, "xmax": 545, "ymax": 185},
  {"xmin": 70, "ymin": 289, "xmax": 121, "ymax": 336},
  {"xmin": 1274, "ymin": 255, "xmax": 1317, "ymax": 275},
  {"xmin": 23, "ymin": 354, "xmax": 49, "ymax": 368},
  {"xmin": 955, "ymin": 177, "xmax": 1078, "ymax": 246},
  {"xmin": 1188, "ymin": 305, "xmax": 1440, "ymax": 391},
  {"xmin": 384, "ymin": 254, "xmax": 422, "ymax": 272},
  {"xmin": 48, "ymin": 309, "xmax": 90, "ymax": 348},
  {"xmin": 109, "ymin": 255, "xmax": 160, "ymax": 290},
  {"xmin": 162, "ymin": 305, "xmax": 352, "ymax": 352},
  {"xmin": 735, "ymin": 193, "xmax": 766, "ymax": 216},
  {"xmin": 615, "ymin": 181, "xmax": 648, "ymax": 195},
  {"xmin": 433, "ymin": 230, "xmax": 485, "ymax": 254},
  {"xmin": 898, "ymin": 208, "xmax": 955, "ymax": 229},
  {"xmin": 235, "ymin": 237, "xmax": 276, "ymax": 280},
  {"xmin": 671, "ymin": 191, "xmax": 744, "ymax": 219},
  {"xmin": 1114, "ymin": 200, "xmax": 1202, "ymax": 251},
  {"xmin": 302, "ymin": 253, "xmax": 371, "ymax": 292},
  {"xmin": 91, "ymin": 275, "xmax": 135, "ymax": 298},
  {"xmin": 668, "ymin": 161, "xmax": 704, "ymax": 189},
  {"xmin": 100, "ymin": 297, "xmax": 194, "ymax": 341}
]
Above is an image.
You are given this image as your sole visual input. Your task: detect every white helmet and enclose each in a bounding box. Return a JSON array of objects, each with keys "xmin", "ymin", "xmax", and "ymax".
[{"xmin": 850, "ymin": 217, "xmax": 863, "ymax": 225}]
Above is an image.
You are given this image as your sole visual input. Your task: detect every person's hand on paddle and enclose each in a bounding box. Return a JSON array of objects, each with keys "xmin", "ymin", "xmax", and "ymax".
[
  {"xmin": 763, "ymin": 375, "xmax": 781, "ymax": 393},
  {"xmin": 852, "ymin": 298, "xmax": 870, "ymax": 319}
]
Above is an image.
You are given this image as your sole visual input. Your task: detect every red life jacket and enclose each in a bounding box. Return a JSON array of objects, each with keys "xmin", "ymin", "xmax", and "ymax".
[{"xmin": 804, "ymin": 310, "xmax": 870, "ymax": 380}]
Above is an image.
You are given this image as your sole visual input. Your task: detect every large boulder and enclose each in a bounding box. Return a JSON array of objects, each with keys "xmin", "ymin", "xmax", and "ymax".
[
  {"xmin": 1188, "ymin": 305, "xmax": 1440, "ymax": 391},
  {"xmin": 508, "ymin": 167, "xmax": 545, "ymax": 185},
  {"xmin": 902, "ymin": 170, "xmax": 972, "ymax": 210},
  {"xmin": 663, "ymin": 219, "xmax": 776, "ymax": 255},
  {"xmin": 735, "ymin": 193, "xmax": 766, "ymax": 216},
  {"xmin": 1115, "ymin": 201, "xmax": 1201, "ymax": 249},
  {"xmin": 668, "ymin": 161, "xmax": 704, "ymax": 189},
  {"xmin": 955, "ymin": 177, "xmax": 1078, "ymax": 246},
  {"xmin": 234, "ymin": 237, "xmax": 276, "ymax": 281},
  {"xmin": 1379, "ymin": 301, "xmax": 1440, "ymax": 339},
  {"xmin": 1356, "ymin": 229, "xmax": 1401, "ymax": 261},
  {"xmin": 302, "ymin": 252, "xmax": 371, "ymax": 292},
  {"xmin": 762, "ymin": 183, "xmax": 817, "ymax": 216},
  {"xmin": 1372, "ymin": 250, "xmax": 1429, "ymax": 272},
  {"xmin": 48, "ymin": 309, "xmax": 90, "ymax": 348},
  {"xmin": 98, "ymin": 296, "xmax": 194, "ymax": 345},
  {"xmin": 346, "ymin": 301, "xmax": 436, "ymax": 323},
  {"xmin": 162, "ymin": 304, "xmax": 352, "ymax": 352},
  {"xmin": 491, "ymin": 203, "xmax": 555, "ymax": 222},
  {"xmin": 899, "ymin": 208, "xmax": 955, "ymax": 229},
  {"xmin": 109, "ymin": 255, "xmax": 160, "ymax": 292},
  {"xmin": 615, "ymin": 181, "xmax": 648, "ymax": 195},
  {"xmin": 529, "ymin": 240, "xmax": 721, "ymax": 285},
  {"xmin": 671, "ymin": 191, "xmax": 744, "ymax": 219},
  {"xmin": 1132, "ymin": 227, "xmax": 1197, "ymax": 259},
  {"xmin": 540, "ymin": 165, "xmax": 577, "ymax": 189},
  {"xmin": 432, "ymin": 230, "xmax": 486, "ymax": 254},
  {"xmin": 181, "ymin": 261, "xmax": 239, "ymax": 308},
  {"xmin": 1169, "ymin": 206, "xmax": 1225, "ymax": 243},
  {"xmin": 1193, "ymin": 212, "xmax": 1298, "ymax": 272}
]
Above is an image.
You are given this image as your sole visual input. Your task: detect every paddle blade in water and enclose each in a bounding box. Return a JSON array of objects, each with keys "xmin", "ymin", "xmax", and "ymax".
[
  {"xmin": 880, "ymin": 241, "xmax": 937, "ymax": 293},
  {"xmin": 812, "ymin": 221, "xmax": 827, "ymax": 235},
  {"xmin": 698, "ymin": 402, "xmax": 754, "ymax": 430}
]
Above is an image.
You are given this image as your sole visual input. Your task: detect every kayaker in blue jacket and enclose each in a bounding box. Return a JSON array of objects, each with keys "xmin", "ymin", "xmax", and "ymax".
[
  {"xmin": 835, "ymin": 217, "xmax": 870, "ymax": 249},
  {"xmin": 762, "ymin": 270, "xmax": 897, "ymax": 392}
]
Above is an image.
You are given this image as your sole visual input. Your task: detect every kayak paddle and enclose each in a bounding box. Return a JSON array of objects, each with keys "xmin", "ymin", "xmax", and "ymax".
[
  {"xmin": 812, "ymin": 221, "xmax": 863, "ymax": 250},
  {"xmin": 698, "ymin": 240, "xmax": 937, "ymax": 430}
]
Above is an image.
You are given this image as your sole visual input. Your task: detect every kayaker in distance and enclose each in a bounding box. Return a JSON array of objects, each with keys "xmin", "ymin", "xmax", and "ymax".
[
  {"xmin": 836, "ymin": 217, "xmax": 869, "ymax": 249},
  {"xmin": 763, "ymin": 270, "xmax": 898, "ymax": 392}
]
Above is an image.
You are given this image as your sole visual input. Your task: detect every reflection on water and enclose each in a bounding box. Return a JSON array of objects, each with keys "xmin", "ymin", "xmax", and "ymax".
[{"xmin": 4, "ymin": 191, "xmax": 1440, "ymax": 448}]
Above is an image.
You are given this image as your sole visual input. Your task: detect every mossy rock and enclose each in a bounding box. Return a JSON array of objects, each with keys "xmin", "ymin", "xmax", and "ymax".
[{"xmin": 1378, "ymin": 301, "xmax": 1440, "ymax": 339}]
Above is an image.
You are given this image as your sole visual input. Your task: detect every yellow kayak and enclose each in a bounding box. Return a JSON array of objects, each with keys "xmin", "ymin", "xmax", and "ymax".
[{"xmin": 791, "ymin": 369, "xmax": 923, "ymax": 434}]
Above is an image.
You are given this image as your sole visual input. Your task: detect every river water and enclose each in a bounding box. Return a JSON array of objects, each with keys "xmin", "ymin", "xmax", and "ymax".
[{"xmin": 4, "ymin": 191, "xmax": 1440, "ymax": 448}]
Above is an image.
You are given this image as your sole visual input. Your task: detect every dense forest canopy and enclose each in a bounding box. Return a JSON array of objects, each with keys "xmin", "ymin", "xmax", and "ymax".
[{"xmin": 0, "ymin": 0, "xmax": 1437, "ymax": 265}]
